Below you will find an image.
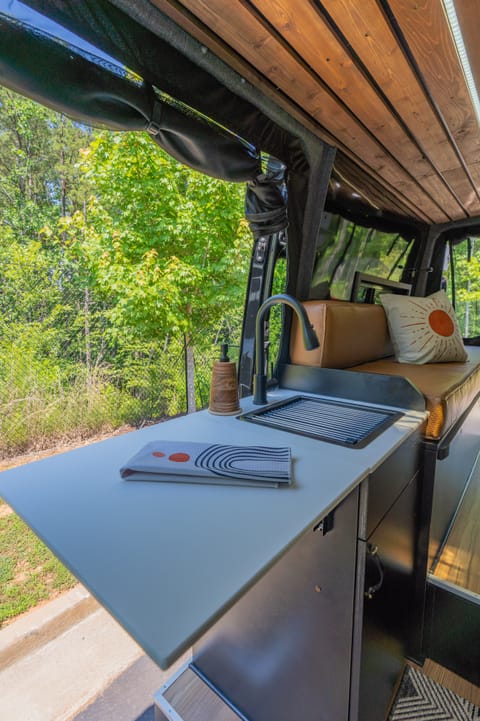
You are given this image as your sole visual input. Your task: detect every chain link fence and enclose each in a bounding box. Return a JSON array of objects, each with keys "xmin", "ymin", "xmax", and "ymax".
[{"xmin": 0, "ymin": 288, "xmax": 243, "ymax": 461}]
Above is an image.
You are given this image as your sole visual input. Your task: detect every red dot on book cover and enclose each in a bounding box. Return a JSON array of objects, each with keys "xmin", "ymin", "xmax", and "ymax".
[
  {"xmin": 152, "ymin": 452, "xmax": 166, "ymax": 458},
  {"xmin": 169, "ymin": 452, "xmax": 190, "ymax": 462}
]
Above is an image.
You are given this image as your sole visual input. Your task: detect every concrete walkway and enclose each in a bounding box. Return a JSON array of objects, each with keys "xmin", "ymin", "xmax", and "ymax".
[{"xmin": 0, "ymin": 586, "xmax": 189, "ymax": 721}]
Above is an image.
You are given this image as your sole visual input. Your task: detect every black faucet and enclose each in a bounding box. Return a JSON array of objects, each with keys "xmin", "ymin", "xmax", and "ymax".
[{"xmin": 253, "ymin": 293, "xmax": 320, "ymax": 405}]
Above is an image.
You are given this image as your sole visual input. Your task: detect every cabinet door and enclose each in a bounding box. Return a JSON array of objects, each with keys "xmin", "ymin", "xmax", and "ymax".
[
  {"xmin": 192, "ymin": 488, "xmax": 359, "ymax": 721},
  {"xmin": 352, "ymin": 474, "xmax": 417, "ymax": 721}
]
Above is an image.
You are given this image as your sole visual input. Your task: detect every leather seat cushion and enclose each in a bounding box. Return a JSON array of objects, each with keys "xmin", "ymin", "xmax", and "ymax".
[
  {"xmin": 349, "ymin": 347, "xmax": 480, "ymax": 439},
  {"xmin": 290, "ymin": 300, "xmax": 393, "ymax": 368}
]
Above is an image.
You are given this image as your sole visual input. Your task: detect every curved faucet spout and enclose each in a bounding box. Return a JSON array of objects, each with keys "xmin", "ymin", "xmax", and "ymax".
[{"xmin": 253, "ymin": 293, "xmax": 319, "ymax": 405}]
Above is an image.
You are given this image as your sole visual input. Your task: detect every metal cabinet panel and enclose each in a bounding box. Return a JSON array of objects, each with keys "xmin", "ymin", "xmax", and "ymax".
[
  {"xmin": 428, "ymin": 398, "xmax": 480, "ymax": 567},
  {"xmin": 192, "ymin": 488, "xmax": 360, "ymax": 721},
  {"xmin": 361, "ymin": 430, "xmax": 421, "ymax": 541},
  {"xmin": 352, "ymin": 474, "xmax": 418, "ymax": 721}
]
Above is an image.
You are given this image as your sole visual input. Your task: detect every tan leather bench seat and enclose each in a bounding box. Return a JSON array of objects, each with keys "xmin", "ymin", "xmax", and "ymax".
[
  {"xmin": 290, "ymin": 300, "xmax": 480, "ymax": 440},
  {"xmin": 349, "ymin": 348, "xmax": 480, "ymax": 440}
]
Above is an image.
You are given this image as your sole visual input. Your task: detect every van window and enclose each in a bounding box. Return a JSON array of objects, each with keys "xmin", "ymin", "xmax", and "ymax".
[
  {"xmin": 310, "ymin": 214, "xmax": 413, "ymax": 300},
  {"xmin": 445, "ymin": 237, "xmax": 480, "ymax": 338}
]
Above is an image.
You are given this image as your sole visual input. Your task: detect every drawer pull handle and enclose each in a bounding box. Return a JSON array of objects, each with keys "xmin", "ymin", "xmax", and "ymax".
[{"xmin": 365, "ymin": 543, "xmax": 384, "ymax": 600}]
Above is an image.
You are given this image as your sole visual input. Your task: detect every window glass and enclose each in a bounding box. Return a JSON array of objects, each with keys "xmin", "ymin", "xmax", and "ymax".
[
  {"xmin": 310, "ymin": 213, "xmax": 413, "ymax": 300},
  {"xmin": 445, "ymin": 237, "xmax": 480, "ymax": 338}
]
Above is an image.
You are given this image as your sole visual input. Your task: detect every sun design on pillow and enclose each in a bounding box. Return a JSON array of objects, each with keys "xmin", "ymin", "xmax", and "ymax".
[
  {"xmin": 428, "ymin": 309, "xmax": 454, "ymax": 337},
  {"xmin": 381, "ymin": 290, "xmax": 467, "ymax": 364},
  {"xmin": 399, "ymin": 300, "xmax": 458, "ymax": 359}
]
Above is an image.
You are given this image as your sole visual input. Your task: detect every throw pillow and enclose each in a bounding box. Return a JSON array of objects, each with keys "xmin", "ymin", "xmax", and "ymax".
[{"xmin": 380, "ymin": 290, "xmax": 468, "ymax": 364}]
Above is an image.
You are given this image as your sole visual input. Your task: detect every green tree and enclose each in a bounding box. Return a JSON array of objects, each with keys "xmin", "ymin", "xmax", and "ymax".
[
  {"xmin": 62, "ymin": 131, "xmax": 251, "ymax": 343},
  {"xmin": 448, "ymin": 237, "xmax": 480, "ymax": 337},
  {"xmin": 0, "ymin": 88, "xmax": 89, "ymax": 242}
]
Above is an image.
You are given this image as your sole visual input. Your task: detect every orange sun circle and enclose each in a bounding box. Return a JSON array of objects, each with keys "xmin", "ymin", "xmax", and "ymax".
[
  {"xmin": 428, "ymin": 309, "xmax": 454, "ymax": 337},
  {"xmin": 168, "ymin": 452, "xmax": 190, "ymax": 463}
]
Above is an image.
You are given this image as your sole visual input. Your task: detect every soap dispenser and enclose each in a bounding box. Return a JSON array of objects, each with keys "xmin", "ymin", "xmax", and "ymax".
[{"xmin": 208, "ymin": 343, "xmax": 240, "ymax": 415}]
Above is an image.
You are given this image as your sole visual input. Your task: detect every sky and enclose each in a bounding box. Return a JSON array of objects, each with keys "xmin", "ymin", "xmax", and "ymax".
[{"xmin": 0, "ymin": 0, "xmax": 118, "ymax": 65}]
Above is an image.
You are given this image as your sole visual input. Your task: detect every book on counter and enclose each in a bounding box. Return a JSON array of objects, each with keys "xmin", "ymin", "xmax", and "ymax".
[{"xmin": 120, "ymin": 440, "xmax": 292, "ymax": 488}]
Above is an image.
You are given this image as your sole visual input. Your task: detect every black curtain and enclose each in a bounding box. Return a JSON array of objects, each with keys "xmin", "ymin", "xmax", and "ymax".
[{"xmin": 0, "ymin": 7, "xmax": 260, "ymax": 182}]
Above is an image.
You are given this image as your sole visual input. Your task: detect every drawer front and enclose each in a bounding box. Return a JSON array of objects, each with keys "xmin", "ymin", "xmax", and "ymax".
[{"xmin": 361, "ymin": 430, "xmax": 421, "ymax": 540}]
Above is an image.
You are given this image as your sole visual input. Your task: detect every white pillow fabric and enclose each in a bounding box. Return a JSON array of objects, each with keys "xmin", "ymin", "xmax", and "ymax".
[{"xmin": 380, "ymin": 290, "xmax": 468, "ymax": 364}]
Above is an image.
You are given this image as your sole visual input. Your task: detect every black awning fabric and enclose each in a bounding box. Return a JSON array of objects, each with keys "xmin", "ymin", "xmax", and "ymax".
[
  {"xmin": 20, "ymin": 0, "xmax": 296, "ymax": 169},
  {"xmin": 147, "ymin": 97, "xmax": 260, "ymax": 183},
  {"xmin": 0, "ymin": 13, "xmax": 150, "ymax": 130},
  {"xmin": 245, "ymin": 158, "xmax": 288, "ymax": 238},
  {"xmin": 0, "ymin": 8, "xmax": 260, "ymax": 182}
]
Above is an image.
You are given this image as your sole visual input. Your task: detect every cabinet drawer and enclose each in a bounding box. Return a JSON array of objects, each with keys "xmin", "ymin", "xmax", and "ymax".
[{"xmin": 360, "ymin": 430, "xmax": 421, "ymax": 540}]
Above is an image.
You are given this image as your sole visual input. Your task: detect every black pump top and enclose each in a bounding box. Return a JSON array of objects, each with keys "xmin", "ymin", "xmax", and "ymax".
[{"xmin": 220, "ymin": 343, "xmax": 230, "ymax": 362}]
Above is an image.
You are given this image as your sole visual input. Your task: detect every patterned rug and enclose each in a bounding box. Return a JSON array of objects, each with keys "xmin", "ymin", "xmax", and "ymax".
[{"xmin": 389, "ymin": 666, "xmax": 480, "ymax": 720}]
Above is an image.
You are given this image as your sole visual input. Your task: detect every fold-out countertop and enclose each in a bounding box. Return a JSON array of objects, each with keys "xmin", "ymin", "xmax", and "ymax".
[{"xmin": 0, "ymin": 389, "xmax": 425, "ymax": 669}]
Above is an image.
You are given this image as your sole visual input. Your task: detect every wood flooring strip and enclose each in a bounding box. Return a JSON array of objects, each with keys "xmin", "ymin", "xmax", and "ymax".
[
  {"xmin": 434, "ymin": 457, "xmax": 480, "ymax": 595},
  {"xmin": 417, "ymin": 659, "xmax": 480, "ymax": 707}
]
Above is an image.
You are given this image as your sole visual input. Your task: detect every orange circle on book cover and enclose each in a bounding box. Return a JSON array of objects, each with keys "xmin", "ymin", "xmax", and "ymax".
[
  {"xmin": 169, "ymin": 452, "xmax": 190, "ymax": 462},
  {"xmin": 428, "ymin": 309, "xmax": 454, "ymax": 337},
  {"xmin": 152, "ymin": 451, "xmax": 166, "ymax": 458}
]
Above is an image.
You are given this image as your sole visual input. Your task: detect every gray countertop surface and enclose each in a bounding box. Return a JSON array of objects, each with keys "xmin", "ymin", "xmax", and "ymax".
[{"xmin": 0, "ymin": 389, "xmax": 425, "ymax": 669}]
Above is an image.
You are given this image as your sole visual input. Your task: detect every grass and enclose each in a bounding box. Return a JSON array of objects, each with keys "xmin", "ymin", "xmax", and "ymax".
[{"xmin": 0, "ymin": 508, "xmax": 76, "ymax": 627}]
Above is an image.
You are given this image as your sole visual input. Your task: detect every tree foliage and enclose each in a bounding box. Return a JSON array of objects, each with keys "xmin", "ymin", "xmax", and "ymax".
[
  {"xmin": 0, "ymin": 89, "xmax": 251, "ymax": 455},
  {"xmin": 60, "ymin": 131, "xmax": 250, "ymax": 341}
]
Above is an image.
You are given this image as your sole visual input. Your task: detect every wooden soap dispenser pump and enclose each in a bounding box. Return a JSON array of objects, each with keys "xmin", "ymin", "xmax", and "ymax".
[{"xmin": 208, "ymin": 343, "xmax": 240, "ymax": 415}]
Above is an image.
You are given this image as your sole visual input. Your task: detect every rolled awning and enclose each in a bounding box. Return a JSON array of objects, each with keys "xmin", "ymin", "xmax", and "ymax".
[{"xmin": 0, "ymin": 3, "xmax": 261, "ymax": 182}]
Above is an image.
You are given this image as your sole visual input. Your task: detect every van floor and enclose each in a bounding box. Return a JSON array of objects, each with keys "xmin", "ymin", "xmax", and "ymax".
[
  {"xmin": 433, "ymin": 452, "xmax": 480, "ymax": 594},
  {"xmin": 418, "ymin": 659, "xmax": 480, "ymax": 707}
]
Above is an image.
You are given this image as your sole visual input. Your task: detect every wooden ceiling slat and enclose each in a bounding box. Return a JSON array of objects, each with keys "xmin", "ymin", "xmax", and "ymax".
[
  {"xmin": 150, "ymin": 0, "xmax": 480, "ymax": 223},
  {"xmin": 443, "ymin": 166, "xmax": 480, "ymax": 215},
  {"xmin": 455, "ymin": 1, "xmax": 480, "ymax": 106},
  {"xmin": 250, "ymin": 0, "xmax": 473, "ymax": 219},
  {"xmin": 386, "ymin": 0, "xmax": 480, "ymax": 186},
  {"xmin": 176, "ymin": 0, "xmax": 451, "ymax": 222},
  {"xmin": 335, "ymin": 151, "xmax": 433, "ymax": 223},
  {"xmin": 250, "ymin": 0, "xmax": 468, "ymax": 217}
]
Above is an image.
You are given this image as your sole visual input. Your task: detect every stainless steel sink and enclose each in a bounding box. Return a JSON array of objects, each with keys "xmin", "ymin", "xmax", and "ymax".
[{"xmin": 239, "ymin": 395, "xmax": 401, "ymax": 448}]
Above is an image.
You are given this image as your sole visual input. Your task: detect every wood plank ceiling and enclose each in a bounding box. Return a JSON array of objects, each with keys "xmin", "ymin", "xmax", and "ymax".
[{"xmin": 151, "ymin": 0, "xmax": 480, "ymax": 226}]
